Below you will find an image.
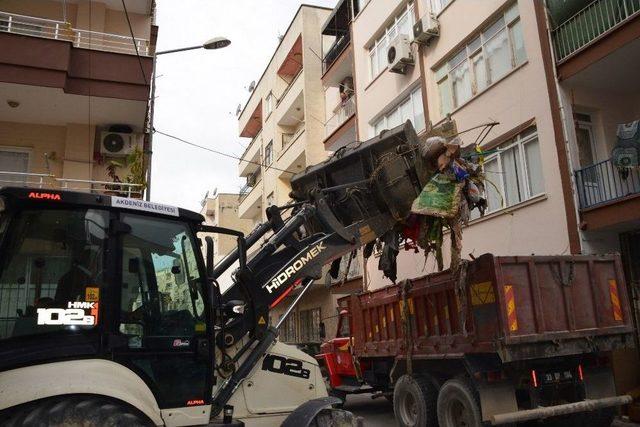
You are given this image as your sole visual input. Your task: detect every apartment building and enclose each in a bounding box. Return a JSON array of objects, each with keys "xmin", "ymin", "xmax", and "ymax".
[
  {"xmin": 0, "ymin": 0, "xmax": 156, "ymax": 197},
  {"xmin": 324, "ymin": 0, "xmax": 639, "ymax": 394},
  {"xmin": 547, "ymin": 0, "xmax": 640, "ymax": 291},
  {"xmin": 237, "ymin": 5, "xmax": 339, "ymax": 346},
  {"xmin": 199, "ymin": 192, "xmax": 253, "ymax": 265}
]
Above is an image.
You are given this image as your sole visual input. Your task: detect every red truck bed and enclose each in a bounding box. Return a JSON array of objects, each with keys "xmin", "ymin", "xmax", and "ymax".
[{"xmin": 343, "ymin": 254, "xmax": 634, "ymax": 362}]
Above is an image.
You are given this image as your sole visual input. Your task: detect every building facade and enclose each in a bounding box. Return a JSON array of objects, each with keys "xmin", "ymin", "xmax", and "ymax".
[
  {"xmin": 237, "ymin": 5, "xmax": 341, "ymax": 346},
  {"xmin": 0, "ymin": 0, "xmax": 156, "ymax": 197},
  {"xmin": 199, "ymin": 192, "xmax": 254, "ymax": 265},
  {"xmin": 320, "ymin": 0, "xmax": 640, "ymax": 393}
]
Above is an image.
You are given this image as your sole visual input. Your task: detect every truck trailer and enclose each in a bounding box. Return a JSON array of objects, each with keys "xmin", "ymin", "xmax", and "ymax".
[{"xmin": 317, "ymin": 253, "xmax": 635, "ymax": 426}]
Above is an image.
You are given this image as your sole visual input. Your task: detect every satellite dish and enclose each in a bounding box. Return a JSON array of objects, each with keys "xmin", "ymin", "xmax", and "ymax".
[
  {"xmin": 235, "ymin": 104, "xmax": 242, "ymax": 116},
  {"xmin": 248, "ymin": 81, "xmax": 256, "ymax": 92}
]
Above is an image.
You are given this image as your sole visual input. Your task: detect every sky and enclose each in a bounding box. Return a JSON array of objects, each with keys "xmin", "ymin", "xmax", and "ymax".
[{"xmin": 151, "ymin": 0, "xmax": 337, "ymax": 212}]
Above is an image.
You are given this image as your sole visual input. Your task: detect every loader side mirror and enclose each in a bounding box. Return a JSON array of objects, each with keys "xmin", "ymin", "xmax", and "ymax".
[
  {"xmin": 319, "ymin": 322, "xmax": 326, "ymax": 340},
  {"xmin": 205, "ymin": 236, "xmax": 214, "ymax": 278}
]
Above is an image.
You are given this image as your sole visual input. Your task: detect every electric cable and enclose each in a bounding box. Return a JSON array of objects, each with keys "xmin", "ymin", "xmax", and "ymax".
[
  {"xmin": 121, "ymin": 0, "xmax": 148, "ymax": 85},
  {"xmin": 153, "ymin": 129, "xmax": 297, "ymax": 174}
]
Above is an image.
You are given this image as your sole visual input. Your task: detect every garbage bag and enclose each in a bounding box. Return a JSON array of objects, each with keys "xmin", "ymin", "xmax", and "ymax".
[{"xmin": 411, "ymin": 173, "xmax": 463, "ymax": 219}]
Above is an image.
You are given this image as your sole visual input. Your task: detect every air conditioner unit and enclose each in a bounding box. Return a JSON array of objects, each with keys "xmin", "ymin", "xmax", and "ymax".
[
  {"xmin": 387, "ymin": 34, "xmax": 414, "ymax": 74},
  {"xmin": 100, "ymin": 132, "xmax": 139, "ymax": 156},
  {"xmin": 413, "ymin": 14, "xmax": 440, "ymax": 45}
]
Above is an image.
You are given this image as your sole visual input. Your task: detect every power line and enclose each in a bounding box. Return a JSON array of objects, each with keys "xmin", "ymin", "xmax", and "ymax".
[
  {"xmin": 121, "ymin": 0, "xmax": 148, "ymax": 85},
  {"xmin": 153, "ymin": 129, "xmax": 296, "ymax": 174}
]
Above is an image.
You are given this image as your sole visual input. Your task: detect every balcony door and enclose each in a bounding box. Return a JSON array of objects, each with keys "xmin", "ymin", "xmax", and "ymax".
[{"xmin": 575, "ymin": 114, "xmax": 601, "ymax": 205}]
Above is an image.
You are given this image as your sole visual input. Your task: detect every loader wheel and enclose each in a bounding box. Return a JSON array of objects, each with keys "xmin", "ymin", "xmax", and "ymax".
[
  {"xmin": 3, "ymin": 395, "xmax": 154, "ymax": 427},
  {"xmin": 437, "ymin": 377, "xmax": 482, "ymax": 427},
  {"xmin": 393, "ymin": 374, "xmax": 438, "ymax": 427}
]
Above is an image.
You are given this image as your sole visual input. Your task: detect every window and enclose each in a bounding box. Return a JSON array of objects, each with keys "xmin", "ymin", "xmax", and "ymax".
[
  {"xmin": 435, "ymin": 2, "xmax": 526, "ymax": 116},
  {"xmin": 265, "ymin": 93, "xmax": 274, "ymax": 118},
  {"xmin": 280, "ymin": 312, "xmax": 297, "ymax": 343},
  {"xmin": 120, "ymin": 214, "xmax": 205, "ymax": 341},
  {"xmin": 371, "ymin": 86, "xmax": 425, "ymax": 137},
  {"xmin": 479, "ymin": 127, "xmax": 544, "ymax": 215},
  {"xmin": 430, "ymin": 0, "xmax": 453, "ymax": 14},
  {"xmin": 368, "ymin": 2, "xmax": 415, "ymax": 80},
  {"xmin": 266, "ymin": 192, "xmax": 274, "ymax": 207},
  {"xmin": 264, "ymin": 141, "xmax": 273, "ymax": 166},
  {"xmin": 0, "ymin": 148, "xmax": 30, "ymax": 184},
  {"xmin": 299, "ymin": 307, "xmax": 321, "ymax": 342},
  {"xmin": 0, "ymin": 209, "xmax": 108, "ymax": 340}
]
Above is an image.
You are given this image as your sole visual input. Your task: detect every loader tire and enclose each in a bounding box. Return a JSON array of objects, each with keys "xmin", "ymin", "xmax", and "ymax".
[
  {"xmin": 393, "ymin": 374, "xmax": 438, "ymax": 427},
  {"xmin": 2, "ymin": 395, "xmax": 154, "ymax": 427},
  {"xmin": 437, "ymin": 377, "xmax": 482, "ymax": 427}
]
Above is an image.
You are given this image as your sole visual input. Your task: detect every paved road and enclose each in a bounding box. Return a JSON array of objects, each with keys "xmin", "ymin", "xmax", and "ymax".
[{"xmin": 344, "ymin": 393, "xmax": 397, "ymax": 427}]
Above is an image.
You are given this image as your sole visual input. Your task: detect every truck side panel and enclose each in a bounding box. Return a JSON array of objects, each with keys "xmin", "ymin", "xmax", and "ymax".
[{"xmin": 346, "ymin": 254, "xmax": 634, "ymax": 362}]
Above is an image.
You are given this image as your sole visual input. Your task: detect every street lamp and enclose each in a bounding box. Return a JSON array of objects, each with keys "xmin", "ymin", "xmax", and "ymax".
[
  {"xmin": 155, "ymin": 36, "xmax": 231, "ymax": 55},
  {"xmin": 145, "ymin": 37, "xmax": 231, "ymax": 201}
]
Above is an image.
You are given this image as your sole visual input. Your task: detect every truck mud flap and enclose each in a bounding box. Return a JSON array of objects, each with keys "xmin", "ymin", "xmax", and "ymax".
[
  {"xmin": 281, "ymin": 397, "xmax": 355, "ymax": 427},
  {"xmin": 490, "ymin": 395, "xmax": 632, "ymax": 425}
]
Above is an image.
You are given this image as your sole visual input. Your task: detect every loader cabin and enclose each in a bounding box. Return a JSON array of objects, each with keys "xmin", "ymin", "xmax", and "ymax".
[{"xmin": 0, "ymin": 187, "xmax": 220, "ymax": 409}]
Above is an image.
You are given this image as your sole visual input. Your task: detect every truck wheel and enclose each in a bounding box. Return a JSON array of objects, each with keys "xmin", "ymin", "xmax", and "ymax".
[
  {"xmin": 393, "ymin": 374, "xmax": 438, "ymax": 427},
  {"xmin": 3, "ymin": 395, "xmax": 153, "ymax": 427},
  {"xmin": 437, "ymin": 378, "xmax": 482, "ymax": 427}
]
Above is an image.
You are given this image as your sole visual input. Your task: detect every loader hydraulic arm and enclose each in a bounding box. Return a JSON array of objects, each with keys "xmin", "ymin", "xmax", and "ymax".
[{"xmin": 209, "ymin": 121, "xmax": 426, "ymax": 415}]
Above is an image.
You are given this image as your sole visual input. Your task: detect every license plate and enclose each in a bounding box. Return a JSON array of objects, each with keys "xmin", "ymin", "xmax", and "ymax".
[{"xmin": 541, "ymin": 370, "xmax": 573, "ymax": 384}]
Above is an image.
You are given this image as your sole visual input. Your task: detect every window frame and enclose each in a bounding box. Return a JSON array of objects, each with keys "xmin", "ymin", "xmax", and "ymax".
[
  {"xmin": 435, "ymin": 2, "xmax": 525, "ymax": 116},
  {"xmin": 264, "ymin": 92, "xmax": 274, "ymax": 119},
  {"xmin": 264, "ymin": 141, "xmax": 273, "ymax": 167},
  {"xmin": 371, "ymin": 86, "xmax": 425, "ymax": 137},
  {"xmin": 368, "ymin": 2, "xmax": 415, "ymax": 81},
  {"xmin": 481, "ymin": 128, "xmax": 544, "ymax": 215}
]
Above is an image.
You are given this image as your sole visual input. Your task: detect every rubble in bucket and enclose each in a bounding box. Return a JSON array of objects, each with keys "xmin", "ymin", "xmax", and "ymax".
[
  {"xmin": 372, "ymin": 119, "xmax": 489, "ymax": 282},
  {"xmin": 289, "ymin": 118, "xmax": 493, "ymax": 285}
]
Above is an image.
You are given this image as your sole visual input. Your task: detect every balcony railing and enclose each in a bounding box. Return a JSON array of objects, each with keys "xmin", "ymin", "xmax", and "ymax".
[
  {"xmin": 322, "ymin": 33, "xmax": 351, "ymax": 74},
  {"xmin": 552, "ymin": 0, "xmax": 640, "ymax": 62},
  {"xmin": 0, "ymin": 171, "xmax": 144, "ymax": 198},
  {"xmin": 574, "ymin": 158, "xmax": 640, "ymax": 209},
  {"xmin": 325, "ymin": 97, "xmax": 356, "ymax": 138},
  {"xmin": 330, "ymin": 251, "xmax": 362, "ymax": 285},
  {"xmin": 0, "ymin": 11, "xmax": 151, "ymax": 56}
]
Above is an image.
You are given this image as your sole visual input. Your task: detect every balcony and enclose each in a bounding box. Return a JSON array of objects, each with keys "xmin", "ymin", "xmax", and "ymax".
[
  {"xmin": 575, "ymin": 158, "xmax": 640, "ymax": 209},
  {"xmin": 238, "ymin": 179, "xmax": 262, "ymax": 219},
  {"xmin": 324, "ymin": 97, "xmax": 355, "ymax": 139},
  {"xmin": 322, "ymin": 0, "xmax": 356, "ymax": 75},
  {"xmin": 239, "ymin": 132, "xmax": 262, "ymax": 177},
  {"xmin": 323, "ymin": 33, "xmax": 351, "ymax": 74},
  {"xmin": 0, "ymin": 171, "xmax": 144, "ymax": 198},
  {"xmin": 0, "ymin": 11, "xmax": 151, "ymax": 56},
  {"xmin": 277, "ymin": 130, "xmax": 306, "ymax": 178},
  {"xmin": 551, "ymin": 0, "xmax": 640, "ymax": 63},
  {"xmin": 575, "ymin": 158, "xmax": 640, "ymax": 231}
]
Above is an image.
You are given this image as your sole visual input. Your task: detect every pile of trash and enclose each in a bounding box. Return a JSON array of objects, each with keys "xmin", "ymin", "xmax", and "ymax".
[{"xmin": 366, "ymin": 120, "xmax": 489, "ymax": 282}]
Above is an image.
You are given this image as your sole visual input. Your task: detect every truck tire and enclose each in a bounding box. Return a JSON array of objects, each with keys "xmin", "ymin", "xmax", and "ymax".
[
  {"xmin": 3, "ymin": 395, "xmax": 154, "ymax": 427},
  {"xmin": 393, "ymin": 374, "xmax": 438, "ymax": 427},
  {"xmin": 437, "ymin": 377, "xmax": 482, "ymax": 427}
]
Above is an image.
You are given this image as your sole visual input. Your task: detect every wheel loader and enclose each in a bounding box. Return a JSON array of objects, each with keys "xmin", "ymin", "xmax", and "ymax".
[{"xmin": 0, "ymin": 121, "xmax": 427, "ymax": 426}]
